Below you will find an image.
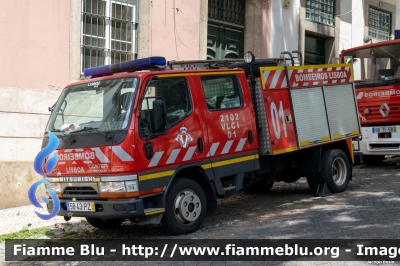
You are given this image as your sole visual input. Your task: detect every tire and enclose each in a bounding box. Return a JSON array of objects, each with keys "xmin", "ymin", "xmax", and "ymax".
[
  {"xmin": 306, "ymin": 172, "xmax": 320, "ymax": 193},
  {"xmin": 363, "ymin": 155, "xmax": 385, "ymax": 165},
  {"xmin": 86, "ymin": 218, "xmax": 125, "ymax": 229},
  {"xmin": 162, "ymin": 178, "xmax": 207, "ymax": 235},
  {"xmin": 320, "ymin": 149, "xmax": 351, "ymax": 193},
  {"xmin": 228, "ymin": 59, "xmax": 278, "ymax": 77}
]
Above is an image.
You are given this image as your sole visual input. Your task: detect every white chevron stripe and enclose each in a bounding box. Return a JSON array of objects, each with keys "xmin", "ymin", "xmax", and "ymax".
[
  {"xmin": 270, "ymin": 71, "xmax": 281, "ymax": 89},
  {"xmin": 111, "ymin": 146, "xmax": 134, "ymax": 161},
  {"xmin": 166, "ymin": 149, "xmax": 181, "ymax": 164},
  {"xmin": 148, "ymin": 151, "xmax": 164, "ymax": 167},
  {"xmin": 235, "ymin": 138, "xmax": 247, "ymax": 152},
  {"xmin": 221, "ymin": 140, "xmax": 234, "ymax": 154},
  {"xmin": 91, "ymin": 148, "xmax": 110, "ymax": 163},
  {"xmin": 207, "ymin": 142, "xmax": 220, "ymax": 157},
  {"xmin": 183, "ymin": 146, "xmax": 197, "ymax": 161},
  {"xmin": 74, "ymin": 149, "xmax": 84, "ymax": 152}
]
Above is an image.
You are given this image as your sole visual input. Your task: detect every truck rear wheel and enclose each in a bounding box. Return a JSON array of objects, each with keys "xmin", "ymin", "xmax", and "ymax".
[
  {"xmin": 363, "ymin": 155, "xmax": 385, "ymax": 165},
  {"xmin": 162, "ymin": 178, "xmax": 207, "ymax": 235},
  {"xmin": 321, "ymin": 149, "xmax": 351, "ymax": 193},
  {"xmin": 86, "ymin": 218, "xmax": 125, "ymax": 229}
]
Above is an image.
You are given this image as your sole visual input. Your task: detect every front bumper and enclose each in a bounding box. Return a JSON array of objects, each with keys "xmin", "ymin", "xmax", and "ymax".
[
  {"xmin": 356, "ymin": 126, "xmax": 400, "ymax": 156},
  {"xmin": 47, "ymin": 198, "xmax": 144, "ymax": 219}
]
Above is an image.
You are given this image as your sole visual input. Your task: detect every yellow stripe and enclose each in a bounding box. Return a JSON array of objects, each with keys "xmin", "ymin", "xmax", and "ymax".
[
  {"xmin": 350, "ymin": 138, "xmax": 354, "ymax": 164},
  {"xmin": 273, "ymin": 147, "xmax": 298, "ymax": 155},
  {"xmin": 157, "ymin": 71, "xmax": 243, "ymax": 78},
  {"xmin": 352, "ymin": 130, "xmax": 360, "ymax": 135},
  {"xmin": 260, "ymin": 66, "xmax": 286, "ymax": 90},
  {"xmin": 211, "ymin": 154, "xmax": 258, "ymax": 168},
  {"xmin": 321, "ymin": 136, "xmax": 331, "ymax": 142},
  {"xmin": 201, "ymin": 154, "xmax": 259, "ymax": 169},
  {"xmin": 195, "ymin": 71, "xmax": 243, "ymax": 76},
  {"xmin": 300, "ymin": 140, "xmax": 310, "ymax": 147},
  {"xmin": 94, "ymin": 178, "xmax": 101, "ymax": 182},
  {"xmin": 287, "ymin": 63, "xmax": 352, "ymax": 70},
  {"xmin": 139, "ymin": 170, "xmax": 175, "ymax": 181},
  {"xmin": 202, "ymin": 163, "xmax": 212, "ymax": 169},
  {"xmin": 333, "ymin": 134, "xmax": 343, "ymax": 140},
  {"xmin": 395, "ymin": 127, "xmax": 397, "ymax": 133},
  {"xmin": 145, "ymin": 209, "xmax": 165, "ymax": 216}
]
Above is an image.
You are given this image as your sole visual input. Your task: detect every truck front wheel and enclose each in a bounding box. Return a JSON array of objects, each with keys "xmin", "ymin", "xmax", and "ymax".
[
  {"xmin": 162, "ymin": 178, "xmax": 207, "ymax": 235},
  {"xmin": 321, "ymin": 149, "xmax": 351, "ymax": 193},
  {"xmin": 86, "ymin": 218, "xmax": 125, "ymax": 229}
]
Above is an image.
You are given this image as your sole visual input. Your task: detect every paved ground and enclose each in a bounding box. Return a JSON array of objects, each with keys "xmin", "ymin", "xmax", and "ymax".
[{"xmin": 1, "ymin": 156, "xmax": 400, "ymax": 266}]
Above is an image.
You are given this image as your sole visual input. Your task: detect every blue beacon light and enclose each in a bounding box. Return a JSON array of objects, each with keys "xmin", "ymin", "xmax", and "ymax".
[{"xmin": 84, "ymin": 56, "xmax": 166, "ymax": 78}]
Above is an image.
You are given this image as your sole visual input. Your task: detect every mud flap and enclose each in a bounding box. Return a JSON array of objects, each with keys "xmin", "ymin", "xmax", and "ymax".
[{"xmin": 315, "ymin": 182, "xmax": 332, "ymax": 197}]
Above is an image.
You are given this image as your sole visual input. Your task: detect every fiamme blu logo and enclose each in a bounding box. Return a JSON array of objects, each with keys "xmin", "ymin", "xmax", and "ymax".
[{"xmin": 28, "ymin": 130, "xmax": 60, "ymax": 220}]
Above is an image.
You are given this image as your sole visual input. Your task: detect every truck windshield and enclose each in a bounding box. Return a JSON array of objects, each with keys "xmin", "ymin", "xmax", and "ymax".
[
  {"xmin": 46, "ymin": 77, "xmax": 138, "ymax": 135},
  {"xmin": 342, "ymin": 44, "xmax": 400, "ymax": 82}
]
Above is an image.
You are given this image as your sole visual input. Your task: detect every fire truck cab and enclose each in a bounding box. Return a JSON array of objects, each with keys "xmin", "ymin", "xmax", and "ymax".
[
  {"xmin": 340, "ymin": 32, "xmax": 400, "ymax": 164},
  {"xmin": 42, "ymin": 53, "xmax": 361, "ymax": 235}
]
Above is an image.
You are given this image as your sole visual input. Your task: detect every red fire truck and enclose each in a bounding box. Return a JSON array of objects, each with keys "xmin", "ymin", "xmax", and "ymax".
[
  {"xmin": 42, "ymin": 52, "xmax": 361, "ymax": 235},
  {"xmin": 340, "ymin": 35, "xmax": 400, "ymax": 164}
]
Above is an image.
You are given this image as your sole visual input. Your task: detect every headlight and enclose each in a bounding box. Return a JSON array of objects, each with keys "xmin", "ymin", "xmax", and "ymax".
[
  {"xmin": 100, "ymin": 182, "xmax": 126, "ymax": 192},
  {"xmin": 45, "ymin": 183, "xmax": 61, "ymax": 193},
  {"xmin": 126, "ymin": 180, "xmax": 139, "ymax": 192},
  {"xmin": 244, "ymin": 51, "xmax": 255, "ymax": 64}
]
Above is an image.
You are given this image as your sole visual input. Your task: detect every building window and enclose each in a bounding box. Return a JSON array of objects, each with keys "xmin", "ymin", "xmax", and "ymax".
[
  {"xmin": 368, "ymin": 6, "xmax": 392, "ymax": 41},
  {"xmin": 305, "ymin": 0, "xmax": 335, "ymax": 27},
  {"xmin": 81, "ymin": 0, "xmax": 138, "ymax": 73}
]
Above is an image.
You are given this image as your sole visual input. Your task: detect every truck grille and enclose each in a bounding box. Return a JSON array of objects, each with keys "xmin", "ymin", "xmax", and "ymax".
[
  {"xmin": 63, "ymin": 187, "xmax": 98, "ymax": 196},
  {"xmin": 370, "ymin": 143, "xmax": 400, "ymax": 149}
]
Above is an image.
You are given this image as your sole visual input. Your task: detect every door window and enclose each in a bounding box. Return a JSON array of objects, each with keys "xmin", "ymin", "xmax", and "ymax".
[
  {"xmin": 139, "ymin": 77, "xmax": 192, "ymax": 138},
  {"xmin": 201, "ymin": 75, "xmax": 242, "ymax": 110}
]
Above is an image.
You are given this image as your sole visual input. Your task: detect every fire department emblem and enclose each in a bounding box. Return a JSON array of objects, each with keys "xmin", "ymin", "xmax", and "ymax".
[{"xmin": 175, "ymin": 126, "xmax": 193, "ymax": 148}]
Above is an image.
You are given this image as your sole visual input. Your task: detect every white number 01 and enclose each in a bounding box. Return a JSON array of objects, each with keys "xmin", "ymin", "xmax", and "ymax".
[{"xmin": 270, "ymin": 101, "xmax": 287, "ymax": 139}]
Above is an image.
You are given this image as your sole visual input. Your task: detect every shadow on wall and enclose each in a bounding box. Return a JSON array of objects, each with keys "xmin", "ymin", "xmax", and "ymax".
[{"xmin": 0, "ymin": 162, "xmax": 44, "ymax": 209}]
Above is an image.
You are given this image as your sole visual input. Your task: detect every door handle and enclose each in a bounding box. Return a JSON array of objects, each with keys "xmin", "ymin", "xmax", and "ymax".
[
  {"xmin": 197, "ymin": 137, "xmax": 204, "ymax": 153},
  {"xmin": 248, "ymin": 130, "xmax": 253, "ymax": 144}
]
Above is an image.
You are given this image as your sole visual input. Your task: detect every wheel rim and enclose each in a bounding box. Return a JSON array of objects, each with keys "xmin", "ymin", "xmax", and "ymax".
[
  {"xmin": 173, "ymin": 189, "xmax": 202, "ymax": 225},
  {"xmin": 332, "ymin": 157, "xmax": 347, "ymax": 186}
]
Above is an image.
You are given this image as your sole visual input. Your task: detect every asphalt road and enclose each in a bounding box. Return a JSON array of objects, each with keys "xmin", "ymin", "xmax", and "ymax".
[{"xmin": 2, "ymin": 156, "xmax": 400, "ymax": 265}]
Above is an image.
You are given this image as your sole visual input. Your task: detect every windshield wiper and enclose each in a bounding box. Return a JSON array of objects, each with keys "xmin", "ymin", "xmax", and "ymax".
[{"xmin": 71, "ymin": 127, "xmax": 112, "ymax": 141}]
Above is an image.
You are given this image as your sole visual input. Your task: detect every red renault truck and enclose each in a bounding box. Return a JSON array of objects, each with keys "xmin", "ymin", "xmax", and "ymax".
[
  {"xmin": 340, "ymin": 33, "xmax": 400, "ymax": 164},
  {"xmin": 42, "ymin": 52, "xmax": 361, "ymax": 235}
]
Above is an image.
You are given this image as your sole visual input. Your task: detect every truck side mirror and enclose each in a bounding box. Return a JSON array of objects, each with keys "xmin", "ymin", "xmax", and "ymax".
[{"xmin": 152, "ymin": 99, "xmax": 166, "ymax": 133}]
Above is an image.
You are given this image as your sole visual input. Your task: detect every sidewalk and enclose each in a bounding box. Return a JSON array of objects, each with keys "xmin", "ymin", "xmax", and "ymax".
[{"xmin": 0, "ymin": 204, "xmax": 82, "ymax": 235}]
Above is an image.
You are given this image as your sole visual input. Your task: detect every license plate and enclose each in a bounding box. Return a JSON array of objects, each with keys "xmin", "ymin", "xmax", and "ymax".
[
  {"xmin": 67, "ymin": 201, "xmax": 95, "ymax": 212},
  {"xmin": 372, "ymin": 126, "xmax": 397, "ymax": 133}
]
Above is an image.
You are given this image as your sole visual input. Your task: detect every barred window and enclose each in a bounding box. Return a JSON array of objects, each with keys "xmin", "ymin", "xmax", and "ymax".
[
  {"xmin": 368, "ymin": 6, "xmax": 392, "ymax": 41},
  {"xmin": 81, "ymin": 0, "xmax": 138, "ymax": 73},
  {"xmin": 306, "ymin": 0, "xmax": 335, "ymax": 27}
]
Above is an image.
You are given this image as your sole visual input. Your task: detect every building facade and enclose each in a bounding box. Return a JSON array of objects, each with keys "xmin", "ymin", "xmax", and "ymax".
[{"xmin": 0, "ymin": 0, "xmax": 399, "ymax": 208}]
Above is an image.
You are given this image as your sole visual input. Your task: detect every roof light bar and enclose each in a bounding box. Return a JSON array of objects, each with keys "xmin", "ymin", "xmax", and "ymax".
[{"xmin": 84, "ymin": 56, "xmax": 166, "ymax": 78}]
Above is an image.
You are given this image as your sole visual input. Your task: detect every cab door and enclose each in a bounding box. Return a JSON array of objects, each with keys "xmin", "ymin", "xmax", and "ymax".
[
  {"xmin": 194, "ymin": 72, "xmax": 258, "ymax": 178},
  {"xmin": 134, "ymin": 75, "xmax": 207, "ymax": 191}
]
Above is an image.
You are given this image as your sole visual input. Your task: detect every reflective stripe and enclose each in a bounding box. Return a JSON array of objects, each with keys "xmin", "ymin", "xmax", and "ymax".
[
  {"xmin": 91, "ymin": 147, "xmax": 111, "ymax": 163},
  {"xmin": 111, "ymin": 146, "xmax": 134, "ymax": 162},
  {"xmin": 148, "ymin": 151, "xmax": 164, "ymax": 167},
  {"xmin": 235, "ymin": 138, "xmax": 247, "ymax": 152},
  {"xmin": 206, "ymin": 142, "xmax": 220, "ymax": 157},
  {"xmin": 139, "ymin": 170, "xmax": 175, "ymax": 181},
  {"xmin": 183, "ymin": 146, "xmax": 197, "ymax": 161},
  {"xmin": 166, "ymin": 149, "xmax": 181, "ymax": 164},
  {"xmin": 221, "ymin": 140, "xmax": 233, "ymax": 154}
]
